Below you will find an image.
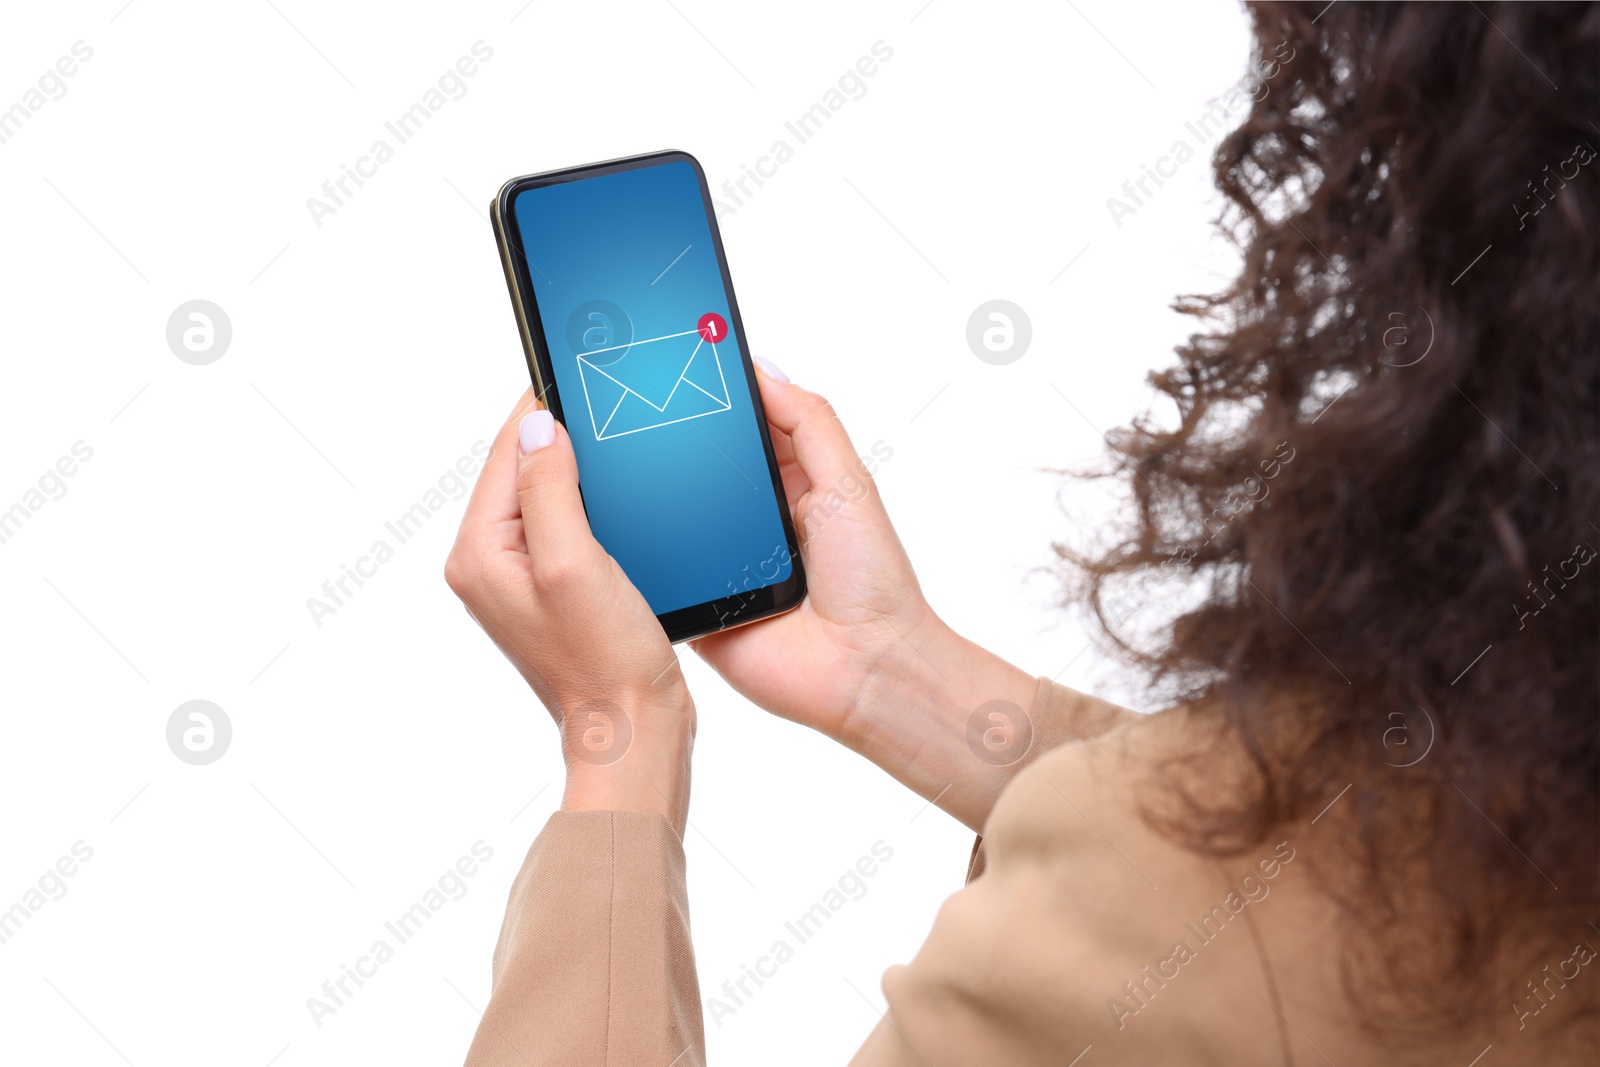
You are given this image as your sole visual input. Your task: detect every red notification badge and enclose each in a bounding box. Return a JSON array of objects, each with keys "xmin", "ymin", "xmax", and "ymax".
[{"xmin": 698, "ymin": 312, "xmax": 728, "ymax": 344}]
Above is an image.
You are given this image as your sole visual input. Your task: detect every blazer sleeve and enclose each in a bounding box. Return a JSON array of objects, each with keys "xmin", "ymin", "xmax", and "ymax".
[
  {"xmin": 462, "ymin": 810, "xmax": 705, "ymax": 1067},
  {"xmin": 462, "ymin": 681, "xmax": 1131, "ymax": 1066}
]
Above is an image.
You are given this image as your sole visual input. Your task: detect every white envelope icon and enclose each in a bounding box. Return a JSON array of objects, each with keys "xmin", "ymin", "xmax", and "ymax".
[{"xmin": 575, "ymin": 327, "xmax": 732, "ymax": 440}]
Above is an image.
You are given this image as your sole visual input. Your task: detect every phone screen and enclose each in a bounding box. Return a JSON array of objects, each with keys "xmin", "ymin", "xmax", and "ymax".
[{"xmin": 508, "ymin": 157, "xmax": 798, "ymax": 626}]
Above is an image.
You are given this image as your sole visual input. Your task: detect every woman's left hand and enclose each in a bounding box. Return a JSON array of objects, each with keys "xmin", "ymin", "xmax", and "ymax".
[{"xmin": 445, "ymin": 389, "xmax": 694, "ymax": 834}]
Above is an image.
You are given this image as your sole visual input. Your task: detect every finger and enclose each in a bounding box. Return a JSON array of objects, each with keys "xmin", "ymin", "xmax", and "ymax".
[
  {"xmin": 755, "ymin": 390, "xmax": 810, "ymax": 508},
  {"xmin": 460, "ymin": 388, "xmax": 540, "ymax": 535},
  {"xmin": 766, "ymin": 412, "xmax": 798, "ymax": 471},
  {"xmin": 754, "ymin": 368, "xmax": 866, "ymax": 501},
  {"xmin": 515, "ymin": 411, "xmax": 602, "ymax": 579},
  {"xmin": 775, "ymin": 448, "xmax": 810, "ymax": 513},
  {"xmin": 762, "ymin": 421, "xmax": 810, "ymax": 513}
]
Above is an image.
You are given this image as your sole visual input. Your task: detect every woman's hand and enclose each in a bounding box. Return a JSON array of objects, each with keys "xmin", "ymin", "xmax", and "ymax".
[
  {"xmin": 692, "ymin": 361, "xmax": 931, "ymax": 744},
  {"xmin": 694, "ymin": 361, "xmax": 1039, "ymax": 831},
  {"xmin": 445, "ymin": 390, "xmax": 693, "ymax": 834}
]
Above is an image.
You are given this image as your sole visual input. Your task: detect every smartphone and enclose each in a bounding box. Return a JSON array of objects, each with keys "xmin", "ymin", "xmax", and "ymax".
[{"xmin": 490, "ymin": 150, "xmax": 805, "ymax": 643}]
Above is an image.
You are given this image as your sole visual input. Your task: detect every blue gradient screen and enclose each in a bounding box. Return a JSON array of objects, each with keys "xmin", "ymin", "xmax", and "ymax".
[{"xmin": 512, "ymin": 160, "xmax": 792, "ymax": 617}]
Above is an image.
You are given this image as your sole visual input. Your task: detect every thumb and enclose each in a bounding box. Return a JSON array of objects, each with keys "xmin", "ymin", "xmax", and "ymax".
[
  {"xmin": 515, "ymin": 410, "xmax": 595, "ymax": 572},
  {"xmin": 753, "ymin": 364, "xmax": 869, "ymax": 499}
]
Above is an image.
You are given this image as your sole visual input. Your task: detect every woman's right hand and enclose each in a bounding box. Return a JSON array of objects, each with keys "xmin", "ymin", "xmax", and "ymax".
[{"xmin": 694, "ymin": 360, "xmax": 1040, "ymax": 831}]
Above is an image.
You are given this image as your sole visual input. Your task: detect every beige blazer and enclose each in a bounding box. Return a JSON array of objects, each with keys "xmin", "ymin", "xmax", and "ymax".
[{"xmin": 461, "ymin": 681, "xmax": 1582, "ymax": 1064}]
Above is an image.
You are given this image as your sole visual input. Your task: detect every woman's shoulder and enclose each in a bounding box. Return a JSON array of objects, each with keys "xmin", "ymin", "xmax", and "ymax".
[
  {"xmin": 972, "ymin": 701, "xmax": 1595, "ymax": 1063},
  {"xmin": 915, "ymin": 707, "xmax": 1327, "ymax": 1062},
  {"xmin": 980, "ymin": 705, "xmax": 1222, "ymax": 890}
]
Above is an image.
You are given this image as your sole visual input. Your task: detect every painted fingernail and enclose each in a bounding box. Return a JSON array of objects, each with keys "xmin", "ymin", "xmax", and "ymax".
[
  {"xmin": 520, "ymin": 410, "xmax": 555, "ymax": 454},
  {"xmin": 752, "ymin": 354, "xmax": 790, "ymax": 384}
]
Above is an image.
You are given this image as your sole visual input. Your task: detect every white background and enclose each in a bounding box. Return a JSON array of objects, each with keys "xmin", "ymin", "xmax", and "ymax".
[{"xmin": 0, "ymin": 1, "xmax": 1252, "ymax": 1063}]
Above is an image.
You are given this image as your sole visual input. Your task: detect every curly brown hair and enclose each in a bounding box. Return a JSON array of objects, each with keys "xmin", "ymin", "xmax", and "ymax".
[{"xmin": 1070, "ymin": 0, "xmax": 1600, "ymax": 1037}]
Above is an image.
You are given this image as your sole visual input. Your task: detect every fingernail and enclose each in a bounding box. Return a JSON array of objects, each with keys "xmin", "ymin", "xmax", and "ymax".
[
  {"xmin": 520, "ymin": 410, "xmax": 555, "ymax": 454},
  {"xmin": 752, "ymin": 354, "xmax": 790, "ymax": 384}
]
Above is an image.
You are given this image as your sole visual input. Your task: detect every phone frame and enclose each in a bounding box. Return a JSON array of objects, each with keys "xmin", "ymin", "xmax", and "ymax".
[{"xmin": 490, "ymin": 149, "xmax": 806, "ymax": 643}]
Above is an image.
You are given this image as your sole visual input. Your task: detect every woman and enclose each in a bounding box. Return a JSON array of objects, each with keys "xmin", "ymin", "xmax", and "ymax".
[{"xmin": 446, "ymin": 2, "xmax": 1599, "ymax": 1062}]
